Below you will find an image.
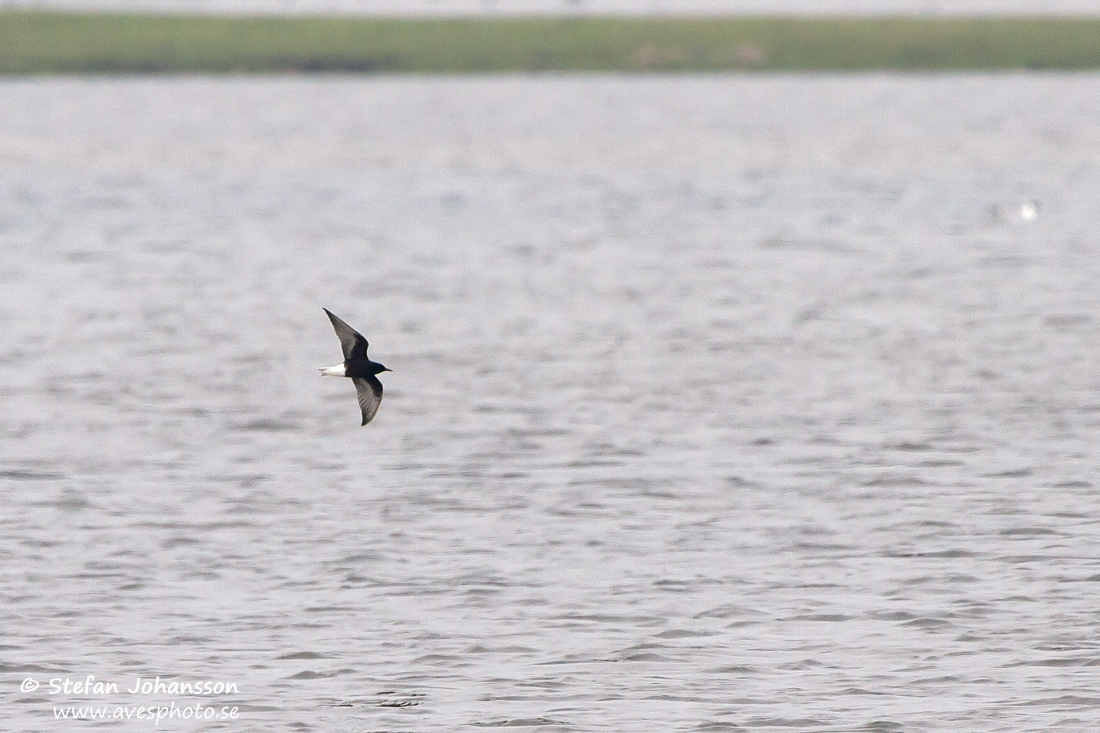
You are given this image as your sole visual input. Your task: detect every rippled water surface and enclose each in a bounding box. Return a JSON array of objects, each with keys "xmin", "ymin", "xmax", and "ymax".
[{"xmin": 3, "ymin": 75, "xmax": 1100, "ymax": 731}]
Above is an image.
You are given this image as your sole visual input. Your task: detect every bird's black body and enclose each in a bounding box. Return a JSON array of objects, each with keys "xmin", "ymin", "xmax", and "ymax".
[
  {"xmin": 321, "ymin": 308, "xmax": 390, "ymax": 426},
  {"xmin": 344, "ymin": 360, "xmax": 389, "ymax": 379}
]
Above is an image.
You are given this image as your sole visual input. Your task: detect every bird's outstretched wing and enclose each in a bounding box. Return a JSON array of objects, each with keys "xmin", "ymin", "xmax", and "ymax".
[
  {"xmin": 324, "ymin": 308, "xmax": 368, "ymax": 361},
  {"xmin": 352, "ymin": 376, "xmax": 384, "ymax": 426}
]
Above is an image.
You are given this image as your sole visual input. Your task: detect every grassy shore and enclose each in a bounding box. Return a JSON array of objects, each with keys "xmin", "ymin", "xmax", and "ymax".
[{"xmin": 2, "ymin": 12, "xmax": 1100, "ymax": 74}]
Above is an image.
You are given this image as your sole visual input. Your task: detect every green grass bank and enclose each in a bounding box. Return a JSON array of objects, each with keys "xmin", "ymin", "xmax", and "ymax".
[{"xmin": 3, "ymin": 12, "xmax": 1100, "ymax": 74}]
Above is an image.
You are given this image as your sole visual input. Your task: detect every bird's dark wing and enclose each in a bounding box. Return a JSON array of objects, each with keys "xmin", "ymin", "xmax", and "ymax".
[
  {"xmin": 352, "ymin": 376, "xmax": 384, "ymax": 426},
  {"xmin": 324, "ymin": 308, "xmax": 368, "ymax": 361}
]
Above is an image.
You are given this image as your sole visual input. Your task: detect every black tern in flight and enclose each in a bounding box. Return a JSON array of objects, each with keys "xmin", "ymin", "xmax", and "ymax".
[{"xmin": 321, "ymin": 308, "xmax": 390, "ymax": 426}]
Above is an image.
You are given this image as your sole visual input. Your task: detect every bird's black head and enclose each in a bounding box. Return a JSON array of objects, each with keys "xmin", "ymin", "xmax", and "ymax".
[{"xmin": 373, "ymin": 363, "xmax": 391, "ymax": 375}]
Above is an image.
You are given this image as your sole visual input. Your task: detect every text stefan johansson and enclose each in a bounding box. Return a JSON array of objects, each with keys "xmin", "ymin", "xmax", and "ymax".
[{"xmin": 39, "ymin": 676, "xmax": 238, "ymax": 696}]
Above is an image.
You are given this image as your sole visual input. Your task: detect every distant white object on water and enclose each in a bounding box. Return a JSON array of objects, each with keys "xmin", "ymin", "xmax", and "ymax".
[
  {"xmin": 989, "ymin": 199, "xmax": 1040, "ymax": 224},
  {"xmin": 1018, "ymin": 199, "xmax": 1039, "ymax": 221}
]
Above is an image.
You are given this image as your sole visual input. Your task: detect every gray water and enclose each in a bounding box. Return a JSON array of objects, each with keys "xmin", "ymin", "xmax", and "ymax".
[{"xmin": 2, "ymin": 75, "xmax": 1100, "ymax": 732}]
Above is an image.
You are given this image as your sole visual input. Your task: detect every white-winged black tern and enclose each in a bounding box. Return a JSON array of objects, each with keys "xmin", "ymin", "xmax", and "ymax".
[{"xmin": 321, "ymin": 308, "xmax": 390, "ymax": 426}]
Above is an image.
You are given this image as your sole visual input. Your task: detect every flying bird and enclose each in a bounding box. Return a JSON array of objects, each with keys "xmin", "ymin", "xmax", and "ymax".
[{"xmin": 320, "ymin": 308, "xmax": 390, "ymax": 426}]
